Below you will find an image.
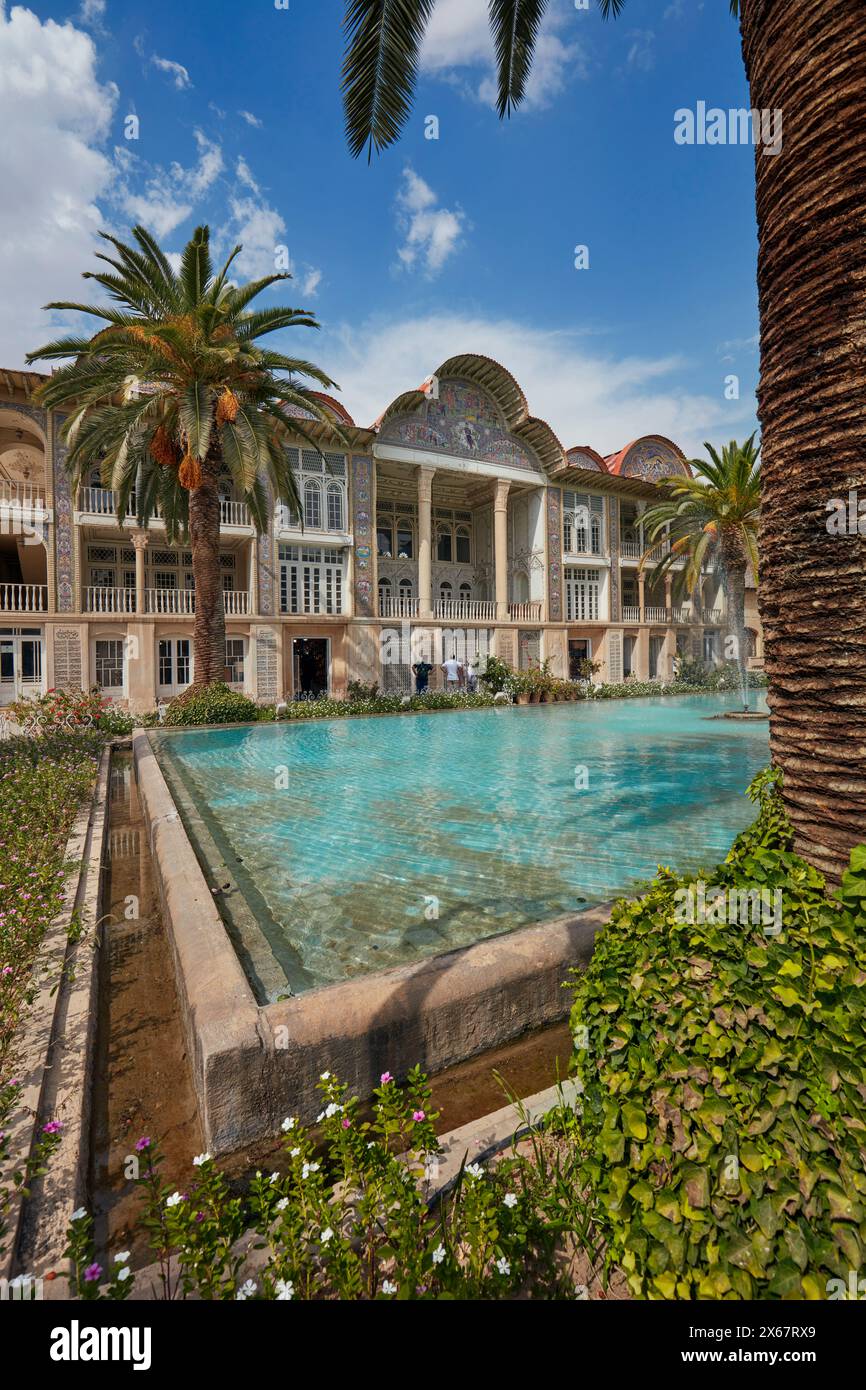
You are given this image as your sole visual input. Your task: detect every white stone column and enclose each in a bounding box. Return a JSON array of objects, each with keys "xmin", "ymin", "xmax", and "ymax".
[
  {"xmin": 416, "ymin": 464, "xmax": 435, "ymax": 619},
  {"xmin": 493, "ymin": 479, "xmax": 511, "ymax": 621},
  {"xmin": 132, "ymin": 530, "xmax": 148, "ymax": 615}
]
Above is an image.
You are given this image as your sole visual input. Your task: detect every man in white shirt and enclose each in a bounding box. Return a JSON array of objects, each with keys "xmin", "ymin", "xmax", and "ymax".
[{"xmin": 442, "ymin": 654, "xmax": 461, "ymax": 688}]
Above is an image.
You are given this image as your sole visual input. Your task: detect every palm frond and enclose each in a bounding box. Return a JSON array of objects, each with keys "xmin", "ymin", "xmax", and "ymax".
[
  {"xmin": 489, "ymin": 0, "xmax": 550, "ymax": 120},
  {"xmin": 342, "ymin": 0, "xmax": 437, "ymax": 160}
]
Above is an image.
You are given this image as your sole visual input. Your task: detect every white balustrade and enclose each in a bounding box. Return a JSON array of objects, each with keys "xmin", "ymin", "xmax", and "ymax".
[{"xmin": 0, "ymin": 583, "xmax": 48, "ymax": 613}]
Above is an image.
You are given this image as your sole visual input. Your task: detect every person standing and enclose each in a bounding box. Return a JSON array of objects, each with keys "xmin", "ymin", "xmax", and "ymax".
[
  {"xmin": 412, "ymin": 658, "xmax": 434, "ymax": 694},
  {"xmin": 441, "ymin": 653, "xmax": 461, "ymax": 689}
]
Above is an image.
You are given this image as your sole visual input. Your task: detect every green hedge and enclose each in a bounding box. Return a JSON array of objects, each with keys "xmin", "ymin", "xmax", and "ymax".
[
  {"xmin": 163, "ymin": 683, "xmax": 259, "ymax": 727},
  {"xmin": 569, "ymin": 768, "xmax": 866, "ymax": 1299}
]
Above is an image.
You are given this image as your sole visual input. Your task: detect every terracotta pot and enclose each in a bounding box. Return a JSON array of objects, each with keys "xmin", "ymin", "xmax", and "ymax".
[
  {"xmin": 517, "ymin": 692, "xmax": 530, "ymax": 706},
  {"xmin": 528, "ymin": 691, "xmax": 540, "ymax": 704}
]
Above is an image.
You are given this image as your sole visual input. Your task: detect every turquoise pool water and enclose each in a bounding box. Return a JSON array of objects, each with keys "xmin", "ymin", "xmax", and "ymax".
[{"xmin": 152, "ymin": 694, "xmax": 769, "ymax": 999}]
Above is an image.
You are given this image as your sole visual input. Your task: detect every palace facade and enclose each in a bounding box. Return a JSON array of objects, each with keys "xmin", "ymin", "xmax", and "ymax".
[{"xmin": 0, "ymin": 354, "xmax": 763, "ymax": 710}]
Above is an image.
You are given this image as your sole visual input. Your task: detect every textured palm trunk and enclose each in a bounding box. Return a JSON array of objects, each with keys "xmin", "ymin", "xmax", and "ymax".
[
  {"xmin": 188, "ymin": 439, "xmax": 226, "ymax": 688},
  {"xmin": 741, "ymin": 0, "xmax": 866, "ymax": 883},
  {"xmin": 720, "ymin": 552, "xmax": 748, "ymax": 709}
]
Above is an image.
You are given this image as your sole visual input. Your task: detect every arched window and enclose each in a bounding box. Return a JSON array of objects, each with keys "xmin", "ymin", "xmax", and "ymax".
[
  {"xmin": 377, "ymin": 517, "xmax": 393, "ymax": 557},
  {"xmin": 436, "ymin": 524, "xmax": 452, "ymax": 562},
  {"xmin": 439, "ymin": 580, "xmax": 453, "ymax": 604},
  {"xmin": 396, "ymin": 518, "xmax": 414, "ymax": 560},
  {"xmin": 459, "ymin": 582, "xmax": 471, "ymax": 601},
  {"xmin": 378, "ymin": 576, "xmax": 392, "ymax": 614},
  {"xmin": 398, "ymin": 577, "xmax": 414, "ymax": 598},
  {"xmin": 304, "ymin": 480, "xmax": 322, "ymax": 529},
  {"xmin": 455, "ymin": 527, "xmax": 471, "ymax": 563},
  {"xmin": 327, "ymin": 483, "xmax": 344, "ymax": 532}
]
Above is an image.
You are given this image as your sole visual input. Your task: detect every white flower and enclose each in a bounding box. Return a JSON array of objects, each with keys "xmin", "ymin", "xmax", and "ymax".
[
  {"xmin": 324, "ymin": 1102, "xmax": 342, "ymax": 1119},
  {"xmin": 114, "ymin": 1251, "xmax": 131, "ymax": 1264},
  {"xmin": 316, "ymin": 1111, "xmax": 325, "ymax": 1123},
  {"xmin": 269, "ymin": 1172, "xmax": 280, "ymax": 1184},
  {"xmin": 276, "ymin": 1197, "xmax": 289, "ymax": 1212},
  {"xmin": 503, "ymin": 1193, "xmax": 518, "ymax": 1209},
  {"xmin": 465, "ymin": 1163, "xmax": 484, "ymax": 1180},
  {"xmin": 192, "ymin": 1152, "xmax": 211, "ymax": 1167},
  {"xmin": 275, "ymin": 1279, "xmax": 294, "ymax": 1301},
  {"xmin": 290, "ymin": 1147, "xmax": 301, "ymax": 1158},
  {"xmin": 117, "ymin": 1266, "xmax": 132, "ymax": 1282},
  {"xmin": 320, "ymin": 1226, "xmax": 334, "ymax": 1244},
  {"xmin": 381, "ymin": 1279, "xmax": 397, "ymax": 1295},
  {"xmin": 71, "ymin": 1207, "xmax": 88, "ymax": 1222},
  {"xmin": 496, "ymin": 1257, "xmax": 511, "ymax": 1276},
  {"xmin": 236, "ymin": 1279, "xmax": 257, "ymax": 1301},
  {"xmin": 432, "ymin": 1244, "xmax": 446, "ymax": 1266},
  {"xmin": 165, "ymin": 1191, "xmax": 183, "ymax": 1208},
  {"xmin": 301, "ymin": 1161, "xmax": 320, "ymax": 1179},
  {"xmin": 281, "ymin": 1116, "xmax": 296, "ymax": 1133},
  {"xmin": 320, "ymin": 1071, "xmax": 331, "ymax": 1081}
]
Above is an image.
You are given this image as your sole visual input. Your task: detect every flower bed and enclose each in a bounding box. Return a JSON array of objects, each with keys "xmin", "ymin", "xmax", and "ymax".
[{"xmin": 0, "ymin": 733, "xmax": 102, "ymax": 1069}]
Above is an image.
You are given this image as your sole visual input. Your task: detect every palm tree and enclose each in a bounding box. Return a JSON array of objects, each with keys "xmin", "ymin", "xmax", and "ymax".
[
  {"xmin": 639, "ymin": 437, "xmax": 760, "ymax": 711},
  {"xmin": 27, "ymin": 225, "xmax": 342, "ymax": 689},
  {"xmin": 341, "ymin": 0, "xmax": 866, "ymax": 884}
]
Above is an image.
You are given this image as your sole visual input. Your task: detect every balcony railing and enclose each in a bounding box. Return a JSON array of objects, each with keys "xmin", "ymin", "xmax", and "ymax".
[
  {"xmin": 620, "ymin": 540, "xmax": 643, "ymax": 559},
  {"xmin": 0, "ymin": 481, "xmax": 46, "ymax": 511},
  {"xmin": 0, "ymin": 583, "xmax": 48, "ymax": 613},
  {"xmin": 645, "ymin": 606, "xmax": 669, "ymax": 623},
  {"xmin": 508, "ymin": 602, "xmax": 543, "ymax": 622},
  {"xmin": 671, "ymin": 607, "xmax": 694, "ymax": 624},
  {"xmin": 144, "ymin": 589, "xmax": 251, "ymax": 616},
  {"xmin": 622, "ymin": 605, "xmax": 641, "ymax": 622},
  {"xmin": 702, "ymin": 608, "xmax": 723, "ymax": 624},
  {"xmin": 78, "ymin": 488, "xmax": 251, "ymax": 528},
  {"xmin": 85, "ymin": 586, "xmax": 136, "ymax": 614},
  {"xmin": 379, "ymin": 595, "xmax": 419, "ymax": 619},
  {"xmin": 435, "ymin": 599, "xmax": 496, "ymax": 622}
]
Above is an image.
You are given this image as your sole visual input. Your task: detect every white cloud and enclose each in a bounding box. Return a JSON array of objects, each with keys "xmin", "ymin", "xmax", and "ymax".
[
  {"xmin": 239, "ymin": 109, "xmax": 262, "ymax": 129},
  {"xmin": 394, "ymin": 168, "xmax": 465, "ymax": 276},
  {"xmin": 625, "ymin": 30, "xmax": 656, "ymax": 72},
  {"xmin": 0, "ymin": 2, "xmax": 118, "ymax": 367},
  {"xmin": 152, "ymin": 54, "xmax": 192, "ymax": 90},
  {"xmin": 115, "ymin": 129, "xmax": 223, "ymax": 239},
  {"xmin": 217, "ymin": 158, "xmax": 322, "ymax": 298},
  {"xmin": 421, "ymin": 0, "xmax": 587, "ymax": 113},
  {"xmin": 78, "ymin": 0, "xmax": 106, "ymax": 27},
  {"xmin": 320, "ymin": 313, "xmax": 756, "ymax": 456}
]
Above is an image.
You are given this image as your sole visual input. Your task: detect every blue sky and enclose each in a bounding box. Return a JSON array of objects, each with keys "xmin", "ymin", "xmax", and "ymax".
[{"xmin": 0, "ymin": 0, "xmax": 760, "ymax": 457}]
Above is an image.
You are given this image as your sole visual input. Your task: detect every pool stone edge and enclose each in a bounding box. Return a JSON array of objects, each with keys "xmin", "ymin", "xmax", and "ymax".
[{"xmin": 134, "ymin": 730, "xmax": 609, "ymax": 1156}]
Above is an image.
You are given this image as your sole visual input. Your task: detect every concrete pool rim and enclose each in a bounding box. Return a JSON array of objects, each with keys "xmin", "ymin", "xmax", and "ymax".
[{"xmin": 133, "ymin": 729, "xmax": 610, "ymax": 1154}]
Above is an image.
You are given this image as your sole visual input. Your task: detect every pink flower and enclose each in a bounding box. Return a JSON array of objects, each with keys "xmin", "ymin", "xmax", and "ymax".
[
  {"xmin": 380, "ymin": 1072, "xmax": 393, "ymax": 1086},
  {"xmin": 341, "ymin": 1118, "xmax": 351, "ymax": 1129},
  {"xmin": 84, "ymin": 1262, "xmax": 102, "ymax": 1283},
  {"xmin": 413, "ymin": 1110, "xmax": 426, "ymax": 1123},
  {"xmin": 42, "ymin": 1120, "xmax": 63, "ymax": 1135},
  {"xmin": 135, "ymin": 1136, "xmax": 151, "ymax": 1152}
]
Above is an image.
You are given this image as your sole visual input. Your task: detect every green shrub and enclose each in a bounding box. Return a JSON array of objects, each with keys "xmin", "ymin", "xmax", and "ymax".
[
  {"xmin": 163, "ymin": 683, "xmax": 259, "ymax": 727},
  {"xmin": 569, "ymin": 768, "xmax": 866, "ymax": 1299}
]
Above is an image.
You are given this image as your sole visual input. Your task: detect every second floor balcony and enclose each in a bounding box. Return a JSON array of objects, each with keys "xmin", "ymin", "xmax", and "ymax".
[
  {"xmin": 0, "ymin": 582, "xmax": 49, "ymax": 613},
  {"xmin": 83, "ymin": 586, "xmax": 251, "ymax": 616},
  {"xmin": 77, "ymin": 487, "xmax": 252, "ymax": 529}
]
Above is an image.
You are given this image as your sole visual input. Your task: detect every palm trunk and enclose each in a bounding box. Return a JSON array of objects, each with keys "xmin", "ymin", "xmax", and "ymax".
[
  {"xmin": 188, "ymin": 439, "xmax": 226, "ymax": 687},
  {"xmin": 740, "ymin": 0, "xmax": 866, "ymax": 883},
  {"xmin": 721, "ymin": 555, "xmax": 748, "ymax": 710}
]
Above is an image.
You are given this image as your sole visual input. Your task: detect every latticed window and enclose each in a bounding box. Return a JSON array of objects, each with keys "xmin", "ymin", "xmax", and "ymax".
[
  {"xmin": 304, "ymin": 480, "xmax": 322, "ymax": 529},
  {"xmin": 327, "ymin": 484, "xmax": 344, "ymax": 532},
  {"xmin": 95, "ymin": 639, "xmax": 124, "ymax": 690},
  {"xmin": 565, "ymin": 567, "xmax": 601, "ymax": 622},
  {"xmin": 563, "ymin": 492, "xmax": 605, "ymax": 556},
  {"xmin": 226, "ymin": 638, "xmax": 245, "ymax": 685},
  {"xmin": 279, "ymin": 545, "xmax": 345, "ymax": 615}
]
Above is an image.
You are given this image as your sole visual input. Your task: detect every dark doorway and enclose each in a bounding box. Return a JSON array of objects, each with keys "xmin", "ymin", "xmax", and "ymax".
[
  {"xmin": 568, "ymin": 639, "xmax": 590, "ymax": 681},
  {"xmin": 293, "ymin": 638, "xmax": 329, "ymax": 698}
]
